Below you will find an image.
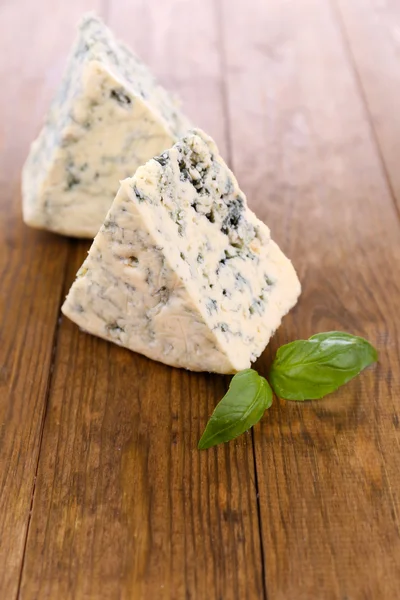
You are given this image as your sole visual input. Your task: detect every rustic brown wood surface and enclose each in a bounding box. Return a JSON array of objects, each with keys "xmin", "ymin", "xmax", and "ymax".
[
  {"xmin": 0, "ymin": 1, "xmax": 99, "ymax": 598},
  {"xmin": 0, "ymin": 0, "xmax": 399, "ymax": 599},
  {"xmin": 334, "ymin": 0, "xmax": 400, "ymax": 211},
  {"xmin": 220, "ymin": 1, "xmax": 400, "ymax": 598}
]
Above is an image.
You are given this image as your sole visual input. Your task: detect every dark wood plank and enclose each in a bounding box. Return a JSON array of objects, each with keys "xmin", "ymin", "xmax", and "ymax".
[
  {"xmin": 220, "ymin": 0, "xmax": 400, "ymax": 598},
  {"xmin": 19, "ymin": 2, "xmax": 264, "ymax": 599},
  {"xmin": 333, "ymin": 0, "xmax": 400, "ymax": 213},
  {"xmin": 0, "ymin": 1, "xmax": 102, "ymax": 597}
]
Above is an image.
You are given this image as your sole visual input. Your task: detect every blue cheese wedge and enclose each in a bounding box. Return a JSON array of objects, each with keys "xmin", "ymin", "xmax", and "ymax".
[
  {"xmin": 22, "ymin": 14, "xmax": 190, "ymax": 238},
  {"xmin": 62, "ymin": 129, "xmax": 301, "ymax": 373}
]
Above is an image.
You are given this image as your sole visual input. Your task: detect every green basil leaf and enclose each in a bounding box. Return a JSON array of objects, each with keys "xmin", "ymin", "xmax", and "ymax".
[
  {"xmin": 269, "ymin": 331, "xmax": 378, "ymax": 401},
  {"xmin": 198, "ymin": 369, "xmax": 273, "ymax": 450}
]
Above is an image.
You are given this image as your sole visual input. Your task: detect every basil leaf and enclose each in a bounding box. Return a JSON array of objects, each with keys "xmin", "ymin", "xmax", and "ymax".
[
  {"xmin": 269, "ymin": 331, "xmax": 378, "ymax": 401},
  {"xmin": 198, "ymin": 369, "xmax": 273, "ymax": 450}
]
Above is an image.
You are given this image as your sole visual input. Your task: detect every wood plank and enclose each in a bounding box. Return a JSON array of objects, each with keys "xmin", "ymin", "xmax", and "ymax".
[
  {"xmin": 19, "ymin": 2, "xmax": 264, "ymax": 599},
  {"xmin": 220, "ymin": 0, "xmax": 400, "ymax": 598},
  {"xmin": 0, "ymin": 1, "xmax": 99, "ymax": 597},
  {"xmin": 333, "ymin": 0, "xmax": 400, "ymax": 212}
]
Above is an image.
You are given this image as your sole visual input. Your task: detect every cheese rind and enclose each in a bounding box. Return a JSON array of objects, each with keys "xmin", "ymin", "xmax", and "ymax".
[
  {"xmin": 62, "ymin": 129, "xmax": 301, "ymax": 373},
  {"xmin": 22, "ymin": 14, "xmax": 190, "ymax": 238}
]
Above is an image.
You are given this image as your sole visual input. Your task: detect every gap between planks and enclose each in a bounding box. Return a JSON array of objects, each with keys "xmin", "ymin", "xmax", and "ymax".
[
  {"xmin": 215, "ymin": 0, "xmax": 233, "ymax": 168},
  {"xmin": 215, "ymin": 0, "xmax": 268, "ymax": 598},
  {"xmin": 251, "ymin": 429, "xmax": 269, "ymax": 600},
  {"xmin": 329, "ymin": 0, "xmax": 400, "ymax": 225},
  {"xmin": 100, "ymin": 0, "xmax": 110, "ymax": 24}
]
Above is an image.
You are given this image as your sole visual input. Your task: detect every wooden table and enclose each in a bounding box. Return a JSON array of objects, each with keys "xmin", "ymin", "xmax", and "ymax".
[{"xmin": 1, "ymin": 1, "xmax": 400, "ymax": 598}]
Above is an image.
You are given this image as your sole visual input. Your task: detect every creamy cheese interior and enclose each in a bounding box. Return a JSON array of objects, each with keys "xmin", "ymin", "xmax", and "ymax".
[
  {"xmin": 62, "ymin": 130, "xmax": 301, "ymax": 373},
  {"xmin": 22, "ymin": 14, "xmax": 190, "ymax": 238}
]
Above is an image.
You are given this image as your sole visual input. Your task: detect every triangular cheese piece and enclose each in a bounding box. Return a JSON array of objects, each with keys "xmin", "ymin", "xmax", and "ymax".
[
  {"xmin": 22, "ymin": 14, "xmax": 190, "ymax": 238},
  {"xmin": 62, "ymin": 129, "xmax": 301, "ymax": 373}
]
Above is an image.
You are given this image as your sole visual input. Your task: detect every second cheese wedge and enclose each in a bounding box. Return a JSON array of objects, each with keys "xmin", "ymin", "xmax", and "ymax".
[
  {"xmin": 62, "ymin": 129, "xmax": 301, "ymax": 373},
  {"xmin": 22, "ymin": 14, "xmax": 190, "ymax": 238}
]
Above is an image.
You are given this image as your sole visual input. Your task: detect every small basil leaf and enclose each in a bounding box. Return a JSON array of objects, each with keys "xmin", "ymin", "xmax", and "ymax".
[
  {"xmin": 269, "ymin": 331, "xmax": 378, "ymax": 401},
  {"xmin": 198, "ymin": 369, "xmax": 273, "ymax": 450}
]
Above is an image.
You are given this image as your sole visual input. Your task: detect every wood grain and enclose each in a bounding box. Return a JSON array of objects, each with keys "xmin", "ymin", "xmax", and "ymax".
[
  {"xmin": 2, "ymin": 0, "xmax": 400, "ymax": 598},
  {"xmin": 19, "ymin": 3, "xmax": 264, "ymax": 599},
  {"xmin": 219, "ymin": 0, "xmax": 400, "ymax": 598},
  {"xmin": 333, "ymin": 0, "xmax": 400, "ymax": 213},
  {"xmin": 0, "ymin": 1, "xmax": 99, "ymax": 597}
]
